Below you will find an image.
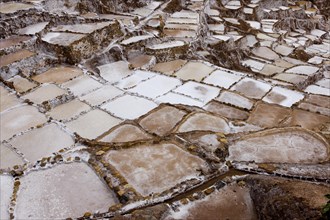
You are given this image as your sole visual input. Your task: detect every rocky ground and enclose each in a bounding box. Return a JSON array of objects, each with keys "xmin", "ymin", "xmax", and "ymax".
[{"xmin": 0, "ymin": 0, "xmax": 329, "ymax": 219}]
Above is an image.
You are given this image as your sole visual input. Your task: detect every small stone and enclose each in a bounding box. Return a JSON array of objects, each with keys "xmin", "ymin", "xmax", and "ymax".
[
  {"xmin": 204, "ymin": 187, "xmax": 215, "ymax": 195},
  {"xmin": 219, "ymin": 138, "xmax": 228, "ymax": 144},
  {"xmin": 226, "ymin": 161, "xmax": 233, "ymax": 168},
  {"xmin": 108, "ymin": 204, "xmax": 123, "ymax": 212},
  {"xmin": 14, "ymin": 181, "xmax": 20, "ymax": 187},
  {"xmin": 180, "ymin": 198, "xmax": 189, "ymax": 205},
  {"xmin": 118, "ymin": 189, "xmax": 126, "ymax": 197},
  {"xmin": 258, "ymin": 163, "xmax": 277, "ymax": 173},
  {"xmin": 237, "ymin": 181, "xmax": 246, "ymax": 187},
  {"xmin": 217, "ymin": 133, "xmax": 226, "ymax": 138},
  {"xmin": 83, "ymin": 212, "xmax": 92, "ymax": 218},
  {"xmin": 188, "ymin": 145, "xmax": 197, "ymax": 151},
  {"xmin": 96, "ymin": 150, "xmax": 105, "ymax": 156}
]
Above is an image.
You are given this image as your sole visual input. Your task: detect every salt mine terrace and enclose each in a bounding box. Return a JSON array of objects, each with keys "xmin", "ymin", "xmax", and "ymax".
[{"xmin": 0, "ymin": 0, "xmax": 329, "ymax": 219}]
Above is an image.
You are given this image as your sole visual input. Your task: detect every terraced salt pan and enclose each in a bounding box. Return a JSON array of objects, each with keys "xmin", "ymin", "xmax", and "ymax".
[
  {"xmin": 98, "ymin": 61, "xmax": 133, "ymax": 84},
  {"xmin": 147, "ymin": 41, "xmax": 185, "ymax": 50},
  {"xmin": 15, "ymin": 163, "xmax": 118, "ymax": 219},
  {"xmin": 175, "ymin": 62, "xmax": 215, "ymax": 81},
  {"xmin": 252, "ymin": 46, "xmax": 279, "ymax": 61},
  {"xmin": 164, "ymin": 29, "xmax": 196, "ymax": 38},
  {"xmin": 1, "ymin": 105, "xmax": 47, "ymax": 141},
  {"xmin": 231, "ymin": 78, "xmax": 272, "ymax": 99},
  {"xmin": 241, "ymin": 59, "xmax": 265, "ymax": 72},
  {"xmin": 139, "ymin": 106, "xmax": 186, "ymax": 136},
  {"xmin": 244, "ymin": 35, "xmax": 258, "ymax": 47},
  {"xmin": 100, "ymin": 124, "xmax": 152, "ymax": 143},
  {"xmin": 7, "ymin": 75, "xmax": 37, "ymax": 93},
  {"xmin": 0, "ymin": 86, "xmax": 21, "ymax": 112},
  {"xmin": 260, "ymin": 64, "xmax": 285, "ymax": 76},
  {"xmin": 164, "ymin": 23, "xmax": 198, "ymax": 31},
  {"xmin": 208, "ymin": 24, "xmax": 225, "ymax": 34},
  {"xmin": 9, "ymin": 123, "xmax": 74, "ymax": 162},
  {"xmin": 129, "ymin": 75, "xmax": 182, "ymax": 99},
  {"xmin": 62, "ymin": 75, "xmax": 103, "ymax": 96},
  {"xmin": 310, "ymin": 29, "xmax": 327, "ymax": 38},
  {"xmin": 80, "ymin": 85, "xmax": 124, "ymax": 106},
  {"xmin": 145, "ymin": 1, "xmax": 162, "ymax": 10},
  {"xmin": 315, "ymin": 78, "xmax": 330, "ymax": 89},
  {"xmin": 283, "ymin": 57, "xmax": 306, "ymax": 66},
  {"xmin": 166, "ymin": 184, "xmax": 257, "ymax": 220},
  {"xmin": 115, "ymin": 70, "xmax": 156, "ymax": 90},
  {"xmin": 273, "ymin": 44, "xmax": 294, "ymax": 56},
  {"xmin": 285, "ymin": 65, "xmax": 319, "ymax": 76},
  {"xmin": 216, "ymin": 91, "xmax": 254, "ymax": 110},
  {"xmin": 18, "ymin": 22, "xmax": 49, "ymax": 35},
  {"xmin": 172, "ymin": 11, "xmax": 199, "ymax": 19},
  {"xmin": 273, "ymin": 73, "xmax": 307, "ymax": 85},
  {"xmin": 156, "ymin": 92, "xmax": 204, "ymax": 107},
  {"xmin": 0, "ymin": 143, "xmax": 24, "ymax": 169},
  {"xmin": 203, "ymin": 70, "xmax": 242, "ymax": 89},
  {"xmin": 246, "ymin": 21, "xmax": 261, "ymax": 29},
  {"xmin": 263, "ymin": 87, "xmax": 304, "ymax": 107},
  {"xmin": 213, "ymin": 34, "xmax": 242, "ymax": 42},
  {"xmin": 101, "ymin": 94, "xmax": 158, "ymax": 120},
  {"xmin": 66, "ymin": 109, "xmax": 122, "ymax": 139},
  {"xmin": 0, "ymin": 36, "xmax": 31, "ymax": 49},
  {"xmin": 290, "ymin": 109, "xmax": 330, "ymax": 130},
  {"xmin": 0, "ymin": 2, "xmax": 34, "ymax": 14},
  {"xmin": 47, "ymin": 99, "xmax": 90, "ymax": 121},
  {"xmin": 174, "ymin": 81, "xmax": 220, "ymax": 104},
  {"xmin": 42, "ymin": 32, "xmax": 86, "ymax": 46},
  {"xmin": 304, "ymin": 85, "xmax": 330, "ymax": 96},
  {"xmin": 121, "ymin": 35, "xmax": 153, "ymax": 45},
  {"xmin": 166, "ymin": 17, "xmax": 198, "ymax": 24},
  {"xmin": 32, "ymin": 66, "xmax": 83, "ymax": 84},
  {"xmin": 152, "ymin": 60, "xmax": 187, "ymax": 75},
  {"xmin": 147, "ymin": 19, "xmax": 160, "ymax": 27},
  {"xmin": 105, "ymin": 143, "xmax": 208, "ymax": 196},
  {"xmin": 133, "ymin": 8, "xmax": 153, "ymax": 17},
  {"xmin": 22, "ymin": 84, "xmax": 67, "ymax": 105},
  {"xmin": 304, "ymin": 94, "xmax": 330, "ymax": 109},
  {"xmin": 0, "ymin": 49, "xmax": 35, "ymax": 68},
  {"xmin": 0, "ymin": 175, "xmax": 13, "ymax": 220},
  {"xmin": 51, "ymin": 22, "xmax": 112, "ymax": 34},
  {"xmin": 204, "ymin": 101, "xmax": 249, "ymax": 120},
  {"xmin": 223, "ymin": 18, "xmax": 240, "ymax": 25},
  {"xmin": 128, "ymin": 54, "xmax": 155, "ymax": 69},
  {"xmin": 225, "ymin": 0, "xmax": 241, "ymax": 10},
  {"xmin": 228, "ymin": 128, "xmax": 329, "ymax": 163},
  {"xmin": 178, "ymin": 112, "xmax": 230, "ymax": 133},
  {"xmin": 298, "ymin": 102, "xmax": 330, "ymax": 117},
  {"xmin": 306, "ymin": 44, "xmax": 330, "ymax": 54},
  {"xmin": 308, "ymin": 56, "xmax": 326, "ymax": 65}
]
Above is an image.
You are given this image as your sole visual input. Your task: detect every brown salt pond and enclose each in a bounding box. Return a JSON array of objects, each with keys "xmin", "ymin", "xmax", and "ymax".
[
  {"xmin": 100, "ymin": 124, "xmax": 152, "ymax": 143},
  {"xmin": 139, "ymin": 105, "xmax": 186, "ymax": 136},
  {"xmin": 32, "ymin": 66, "xmax": 83, "ymax": 84},
  {"xmin": 165, "ymin": 183, "xmax": 257, "ymax": 220},
  {"xmin": 0, "ymin": 50, "xmax": 35, "ymax": 68},
  {"xmin": 177, "ymin": 112, "xmax": 230, "ymax": 133},
  {"xmin": 105, "ymin": 143, "xmax": 208, "ymax": 196},
  {"xmin": 0, "ymin": 36, "xmax": 31, "ymax": 49}
]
